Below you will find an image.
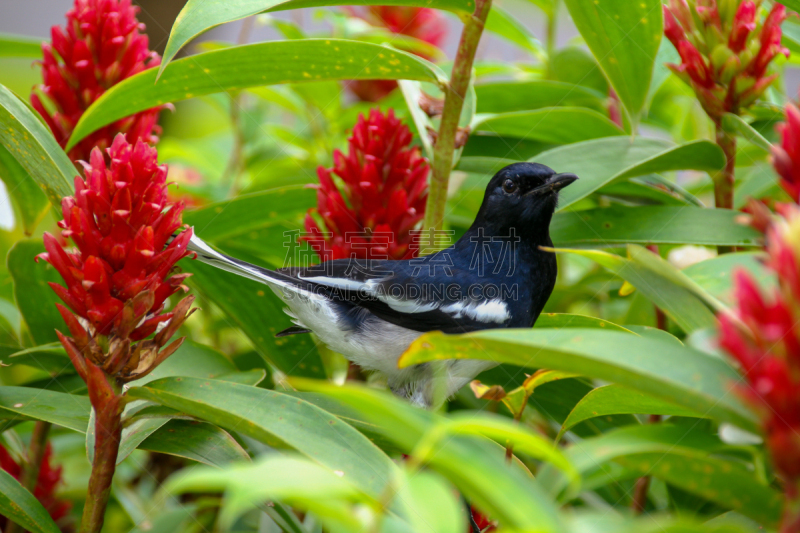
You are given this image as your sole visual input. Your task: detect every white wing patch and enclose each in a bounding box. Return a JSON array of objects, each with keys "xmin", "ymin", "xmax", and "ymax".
[
  {"xmin": 299, "ymin": 275, "xmax": 439, "ymax": 314},
  {"xmin": 442, "ymin": 299, "xmax": 510, "ymax": 324}
]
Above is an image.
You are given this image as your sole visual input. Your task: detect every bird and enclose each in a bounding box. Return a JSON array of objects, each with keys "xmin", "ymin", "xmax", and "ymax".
[{"xmin": 186, "ymin": 162, "xmax": 578, "ymax": 407}]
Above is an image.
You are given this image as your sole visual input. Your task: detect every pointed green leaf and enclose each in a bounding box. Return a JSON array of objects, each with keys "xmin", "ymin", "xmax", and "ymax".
[
  {"xmin": 551, "ymin": 206, "xmax": 761, "ymax": 247},
  {"xmin": 475, "ymin": 108, "xmax": 623, "ymax": 145},
  {"xmin": 0, "ymin": 469, "xmax": 62, "ymax": 533},
  {"xmin": 531, "ymin": 138, "xmax": 726, "ymax": 211},
  {"xmin": 556, "ymin": 246, "xmax": 719, "ymax": 333},
  {"xmin": 722, "ymin": 113, "xmax": 773, "ymax": 153},
  {"xmin": 400, "ymin": 328, "xmax": 757, "ymax": 432},
  {"xmin": 563, "ymin": 0, "xmax": 663, "ymax": 120},
  {"xmin": 68, "ymin": 40, "xmax": 446, "ymax": 149},
  {"xmin": 127, "ymin": 377, "xmax": 396, "ymax": 498},
  {"xmin": 0, "ymin": 386, "xmax": 90, "ymax": 432},
  {"xmin": 7, "ymin": 239, "xmax": 65, "ymax": 345},
  {"xmin": 0, "ymin": 33, "xmax": 43, "ymax": 59},
  {"xmin": 558, "ymin": 384, "xmax": 707, "ymax": 440},
  {"xmin": 160, "ymin": 0, "xmax": 475, "ymax": 76},
  {"xmin": 0, "ymin": 143, "xmax": 49, "ymax": 235},
  {"xmin": 475, "ymin": 80, "xmax": 606, "ymax": 114},
  {"xmin": 540, "ymin": 424, "xmax": 782, "ymax": 527},
  {"xmin": 0, "ymin": 83, "xmax": 74, "ymax": 207},
  {"xmin": 142, "ymin": 420, "xmax": 250, "ymax": 467},
  {"xmin": 290, "ymin": 379, "xmax": 564, "ymax": 532}
]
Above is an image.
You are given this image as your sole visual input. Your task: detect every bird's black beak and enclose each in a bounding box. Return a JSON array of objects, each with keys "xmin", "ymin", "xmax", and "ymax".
[{"xmin": 525, "ymin": 172, "xmax": 579, "ymax": 196}]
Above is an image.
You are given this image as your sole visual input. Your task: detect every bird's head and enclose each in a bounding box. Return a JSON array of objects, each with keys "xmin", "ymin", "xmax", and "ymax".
[{"xmin": 475, "ymin": 162, "xmax": 578, "ymax": 239}]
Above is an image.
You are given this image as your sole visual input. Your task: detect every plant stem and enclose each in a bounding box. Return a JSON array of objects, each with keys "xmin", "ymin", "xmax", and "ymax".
[
  {"xmin": 6, "ymin": 421, "xmax": 53, "ymax": 533},
  {"xmin": 421, "ymin": 0, "xmax": 493, "ymax": 252},
  {"xmin": 713, "ymin": 122, "xmax": 736, "ymax": 254},
  {"xmin": 81, "ymin": 381, "xmax": 123, "ymax": 533},
  {"xmin": 546, "ymin": 0, "xmax": 559, "ymax": 55},
  {"xmin": 631, "ymin": 414, "xmax": 661, "ymax": 514}
]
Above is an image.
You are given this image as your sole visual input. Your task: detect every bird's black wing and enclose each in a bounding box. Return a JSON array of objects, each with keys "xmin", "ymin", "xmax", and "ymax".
[{"xmin": 278, "ymin": 256, "xmax": 514, "ymax": 334}]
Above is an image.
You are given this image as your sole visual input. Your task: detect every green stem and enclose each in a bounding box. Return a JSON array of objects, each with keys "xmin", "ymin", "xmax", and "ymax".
[
  {"xmin": 80, "ymin": 380, "xmax": 123, "ymax": 533},
  {"xmin": 421, "ymin": 0, "xmax": 493, "ymax": 252},
  {"xmin": 6, "ymin": 421, "xmax": 53, "ymax": 533},
  {"xmin": 713, "ymin": 122, "xmax": 736, "ymax": 254},
  {"xmin": 546, "ymin": 0, "xmax": 559, "ymax": 56}
]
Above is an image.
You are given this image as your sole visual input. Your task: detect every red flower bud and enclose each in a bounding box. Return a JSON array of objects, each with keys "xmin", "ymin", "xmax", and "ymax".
[
  {"xmin": 303, "ymin": 109, "xmax": 429, "ymax": 261},
  {"xmin": 30, "ymin": 0, "xmax": 167, "ymax": 162}
]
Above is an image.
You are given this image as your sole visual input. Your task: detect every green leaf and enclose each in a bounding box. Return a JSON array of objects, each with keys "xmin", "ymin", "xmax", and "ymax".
[
  {"xmin": 531, "ymin": 137, "xmax": 726, "ymax": 211},
  {"xmin": 68, "ymin": 40, "xmax": 446, "ymax": 149},
  {"xmin": 541, "ymin": 424, "xmax": 782, "ymax": 527},
  {"xmin": 551, "ymin": 206, "xmax": 761, "ymax": 247},
  {"xmin": 127, "ymin": 377, "xmax": 396, "ymax": 498},
  {"xmin": 548, "ymin": 47, "xmax": 609, "ymax": 95},
  {"xmin": 396, "ymin": 469, "xmax": 465, "ymax": 533},
  {"xmin": 401, "ymin": 328, "xmax": 757, "ymax": 432},
  {"xmin": 0, "ymin": 144, "xmax": 49, "ymax": 235},
  {"xmin": 558, "ymin": 384, "xmax": 707, "ymax": 440},
  {"xmin": 683, "ymin": 252, "xmax": 773, "ymax": 308},
  {"xmin": 474, "ymin": 108, "xmax": 623, "ymax": 145},
  {"xmin": 107, "ymin": 341, "xmax": 240, "ymax": 464},
  {"xmin": 563, "ymin": 0, "xmax": 662, "ymax": 120},
  {"xmin": 183, "ymin": 259, "xmax": 327, "ymax": 378},
  {"xmin": 160, "ymin": 0, "xmax": 475, "ymax": 75},
  {"xmin": 290, "ymin": 379, "xmax": 564, "ymax": 532},
  {"xmin": 183, "ymin": 186, "xmax": 314, "ymax": 242},
  {"xmin": 413, "ymin": 411, "xmax": 579, "ymax": 493},
  {"xmin": 0, "ymin": 33, "xmax": 43, "ymax": 59},
  {"xmin": 164, "ymin": 454, "xmax": 364, "ymax": 531},
  {"xmin": 722, "ymin": 113, "xmax": 773, "ymax": 153},
  {"xmin": 555, "ymin": 246, "xmax": 719, "ymax": 333},
  {"xmin": 0, "ymin": 83, "xmax": 74, "ymax": 207},
  {"xmin": 5, "ymin": 342, "xmax": 69, "ymax": 374},
  {"xmin": 0, "ymin": 386, "xmax": 90, "ymax": 432},
  {"xmin": 7, "ymin": 239, "xmax": 64, "ymax": 345},
  {"xmin": 0, "ymin": 469, "xmax": 62, "ymax": 533},
  {"xmin": 474, "ymin": 80, "xmax": 606, "ymax": 114},
  {"xmin": 141, "ymin": 419, "xmax": 251, "ymax": 467},
  {"xmin": 484, "ymin": 6, "xmax": 545, "ymax": 59},
  {"xmin": 534, "ymin": 313, "xmax": 633, "ymax": 333}
]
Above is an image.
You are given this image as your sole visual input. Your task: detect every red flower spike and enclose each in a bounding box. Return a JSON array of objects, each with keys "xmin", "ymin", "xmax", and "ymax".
[
  {"xmin": 0, "ymin": 443, "xmax": 71, "ymax": 527},
  {"xmin": 662, "ymin": 0, "xmax": 789, "ymax": 120},
  {"xmin": 30, "ymin": 0, "xmax": 167, "ymax": 162},
  {"xmin": 302, "ymin": 109, "xmax": 429, "ymax": 261},
  {"xmin": 718, "ymin": 206, "xmax": 800, "ymax": 488},
  {"xmin": 344, "ymin": 6, "xmax": 446, "ymax": 102},
  {"xmin": 41, "ymin": 134, "xmax": 195, "ymax": 384}
]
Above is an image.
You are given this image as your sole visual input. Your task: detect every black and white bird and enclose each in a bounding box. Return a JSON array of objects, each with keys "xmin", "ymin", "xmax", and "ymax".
[{"xmin": 187, "ymin": 162, "xmax": 577, "ymax": 406}]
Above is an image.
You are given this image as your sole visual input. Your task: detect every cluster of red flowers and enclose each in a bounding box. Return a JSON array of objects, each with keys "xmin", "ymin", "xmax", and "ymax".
[
  {"xmin": 719, "ymin": 207, "xmax": 800, "ymax": 485},
  {"xmin": 662, "ymin": 0, "xmax": 788, "ymax": 120},
  {"xmin": 303, "ymin": 108, "xmax": 429, "ymax": 261},
  {"xmin": 39, "ymin": 134, "xmax": 194, "ymax": 385},
  {"xmin": 346, "ymin": 6, "xmax": 447, "ymax": 101},
  {"xmin": 31, "ymin": 0, "xmax": 165, "ymax": 162},
  {"xmin": 0, "ymin": 444, "xmax": 71, "ymax": 525}
]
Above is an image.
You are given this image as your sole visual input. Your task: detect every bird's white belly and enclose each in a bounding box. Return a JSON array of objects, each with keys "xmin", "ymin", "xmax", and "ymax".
[
  {"xmin": 271, "ymin": 285, "xmax": 498, "ymax": 406},
  {"xmin": 272, "ymin": 286, "xmax": 421, "ymax": 377}
]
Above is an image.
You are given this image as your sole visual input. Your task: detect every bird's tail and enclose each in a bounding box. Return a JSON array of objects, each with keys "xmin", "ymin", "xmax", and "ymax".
[{"xmin": 186, "ymin": 230, "xmax": 292, "ymax": 289}]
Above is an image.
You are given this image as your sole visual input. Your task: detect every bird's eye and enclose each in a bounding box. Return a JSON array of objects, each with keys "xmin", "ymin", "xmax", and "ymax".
[{"xmin": 502, "ymin": 179, "xmax": 517, "ymax": 194}]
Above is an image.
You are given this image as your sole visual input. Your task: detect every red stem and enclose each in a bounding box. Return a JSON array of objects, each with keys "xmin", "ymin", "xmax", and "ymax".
[
  {"xmin": 80, "ymin": 370, "xmax": 123, "ymax": 533},
  {"xmin": 631, "ymin": 414, "xmax": 662, "ymax": 514}
]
